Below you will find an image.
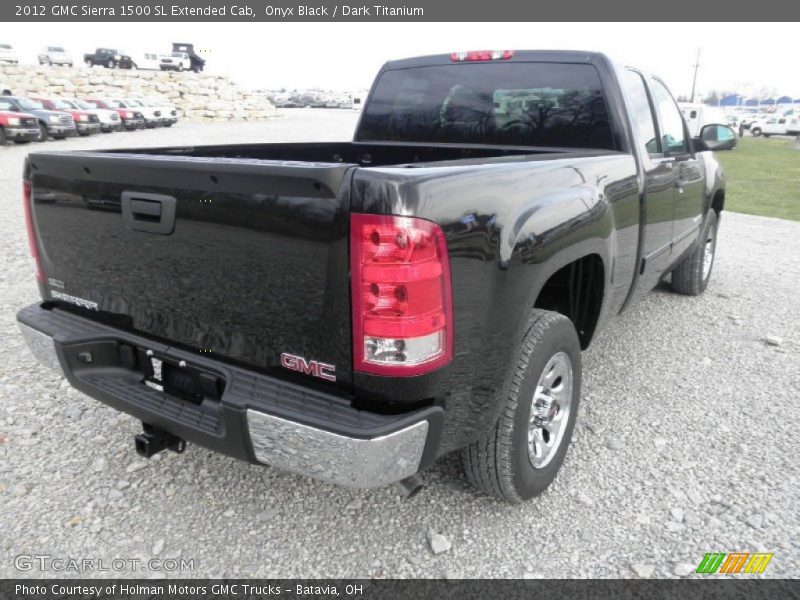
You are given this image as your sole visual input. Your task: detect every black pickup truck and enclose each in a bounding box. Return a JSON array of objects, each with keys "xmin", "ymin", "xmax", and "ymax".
[
  {"xmin": 18, "ymin": 51, "xmax": 730, "ymax": 502},
  {"xmin": 83, "ymin": 48, "xmax": 133, "ymax": 69}
]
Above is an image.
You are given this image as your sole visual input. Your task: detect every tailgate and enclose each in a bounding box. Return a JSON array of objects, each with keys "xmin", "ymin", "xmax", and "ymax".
[{"xmin": 27, "ymin": 151, "xmax": 355, "ymax": 389}]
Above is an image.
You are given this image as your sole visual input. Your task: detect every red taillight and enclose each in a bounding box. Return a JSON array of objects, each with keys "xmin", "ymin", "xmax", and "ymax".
[
  {"xmin": 23, "ymin": 180, "xmax": 44, "ymax": 283},
  {"xmin": 350, "ymin": 214, "xmax": 453, "ymax": 376},
  {"xmin": 450, "ymin": 50, "xmax": 514, "ymax": 62}
]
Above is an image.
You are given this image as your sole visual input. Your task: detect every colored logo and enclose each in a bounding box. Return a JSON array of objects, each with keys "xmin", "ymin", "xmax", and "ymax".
[{"xmin": 696, "ymin": 552, "xmax": 773, "ymax": 574}]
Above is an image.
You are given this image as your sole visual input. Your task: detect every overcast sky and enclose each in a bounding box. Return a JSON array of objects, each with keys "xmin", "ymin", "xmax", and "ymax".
[{"xmin": 4, "ymin": 22, "xmax": 796, "ymax": 98}]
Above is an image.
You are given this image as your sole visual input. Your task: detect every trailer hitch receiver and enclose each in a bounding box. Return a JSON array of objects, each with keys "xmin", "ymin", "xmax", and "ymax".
[{"xmin": 134, "ymin": 423, "xmax": 186, "ymax": 458}]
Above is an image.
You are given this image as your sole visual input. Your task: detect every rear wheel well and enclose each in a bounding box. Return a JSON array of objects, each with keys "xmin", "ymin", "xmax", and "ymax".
[
  {"xmin": 534, "ymin": 254, "xmax": 604, "ymax": 349},
  {"xmin": 711, "ymin": 190, "xmax": 725, "ymax": 215}
]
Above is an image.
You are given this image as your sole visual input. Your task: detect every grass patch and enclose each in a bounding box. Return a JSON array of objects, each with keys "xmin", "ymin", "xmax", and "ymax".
[{"xmin": 715, "ymin": 136, "xmax": 800, "ymax": 221}]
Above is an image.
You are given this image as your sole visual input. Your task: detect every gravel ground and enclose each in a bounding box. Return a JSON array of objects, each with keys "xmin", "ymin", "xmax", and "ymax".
[{"xmin": 1, "ymin": 110, "xmax": 798, "ymax": 579}]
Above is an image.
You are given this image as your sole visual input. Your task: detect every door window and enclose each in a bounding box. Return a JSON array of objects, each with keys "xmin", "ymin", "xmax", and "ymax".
[
  {"xmin": 621, "ymin": 69, "xmax": 660, "ymax": 157},
  {"xmin": 650, "ymin": 79, "xmax": 688, "ymax": 155}
]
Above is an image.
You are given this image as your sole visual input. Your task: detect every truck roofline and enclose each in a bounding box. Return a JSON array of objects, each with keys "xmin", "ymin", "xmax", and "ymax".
[{"xmin": 380, "ymin": 49, "xmax": 607, "ymax": 71}]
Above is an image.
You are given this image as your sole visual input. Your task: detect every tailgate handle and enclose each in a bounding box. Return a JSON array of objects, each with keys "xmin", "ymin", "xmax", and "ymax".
[{"xmin": 121, "ymin": 191, "xmax": 177, "ymax": 235}]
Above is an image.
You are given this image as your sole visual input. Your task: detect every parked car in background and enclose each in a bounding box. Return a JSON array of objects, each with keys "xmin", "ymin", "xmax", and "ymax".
[
  {"xmin": 82, "ymin": 98, "xmax": 145, "ymax": 130},
  {"xmin": 30, "ymin": 97, "xmax": 101, "ymax": 136},
  {"xmin": 61, "ymin": 98, "xmax": 121, "ymax": 132},
  {"xmin": 159, "ymin": 52, "xmax": 191, "ymax": 72},
  {"xmin": 753, "ymin": 110, "xmax": 800, "ymax": 137},
  {"xmin": 38, "ymin": 46, "xmax": 74, "ymax": 67},
  {"xmin": 130, "ymin": 51, "xmax": 163, "ymax": 70},
  {"xmin": 0, "ymin": 110, "xmax": 40, "ymax": 144},
  {"xmin": 84, "ymin": 48, "xmax": 133, "ymax": 69},
  {"xmin": 724, "ymin": 114, "xmax": 740, "ymax": 129},
  {"xmin": 0, "ymin": 43, "xmax": 19, "ymax": 64},
  {"xmin": 0, "ymin": 96, "xmax": 76, "ymax": 140},
  {"xmin": 172, "ymin": 42, "xmax": 205, "ymax": 72},
  {"xmin": 118, "ymin": 97, "xmax": 162, "ymax": 127},
  {"xmin": 737, "ymin": 113, "xmax": 761, "ymax": 130},
  {"xmin": 140, "ymin": 95, "xmax": 179, "ymax": 126}
]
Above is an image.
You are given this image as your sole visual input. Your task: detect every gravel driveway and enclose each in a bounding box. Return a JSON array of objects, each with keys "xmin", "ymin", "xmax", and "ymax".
[{"xmin": 1, "ymin": 111, "xmax": 798, "ymax": 579}]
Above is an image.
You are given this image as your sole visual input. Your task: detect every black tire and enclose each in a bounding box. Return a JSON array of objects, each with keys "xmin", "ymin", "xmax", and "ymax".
[
  {"xmin": 85, "ymin": 59, "xmax": 93, "ymax": 68},
  {"xmin": 107, "ymin": 59, "xmax": 116, "ymax": 69},
  {"xmin": 14, "ymin": 140, "xmax": 30, "ymax": 144},
  {"xmin": 751, "ymin": 127, "xmax": 761, "ymax": 137},
  {"xmin": 462, "ymin": 309, "xmax": 582, "ymax": 502},
  {"xmin": 671, "ymin": 210, "xmax": 719, "ymax": 296},
  {"xmin": 37, "ymin": 123, "xmax": 49, "ymax": 142},
  {"xmin": 0, "ymin": 127, "xmax": 6, "ymax": 145},
  {"xmin": 177, "ymin": 63, "xmax": 184, "ymax": 72},
  {"xmin": 763, "ymin": 133, "xmax": 771, "ymax": 138}
]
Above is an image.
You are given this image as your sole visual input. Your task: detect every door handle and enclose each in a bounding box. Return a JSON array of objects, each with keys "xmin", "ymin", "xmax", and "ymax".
[{"xmin": 121, "ymin": 191, "xmax": 177, "ymax": 234}]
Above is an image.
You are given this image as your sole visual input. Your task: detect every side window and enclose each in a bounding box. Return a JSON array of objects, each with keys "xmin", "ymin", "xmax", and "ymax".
[
  {"xmin": 650, "ymin": 79, "xmax": 688, "ymax": 155},
  {"xmin": 621, "ymin": 69, "xmax": 660, "ymax": 157}
]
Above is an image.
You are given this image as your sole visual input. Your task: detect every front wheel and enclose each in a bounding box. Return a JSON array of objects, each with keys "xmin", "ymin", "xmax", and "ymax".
[
  {"xmin": 107, "ymin": 59, "xmax": 116, "ymax": 69},
  {"xmin": 751, "ymin": 127, "xmax": 762, "ymax": 137},
  {"xmin": 37, "ymin": 123, "xmax": 49, "ymax": 142},
  {"xmin": 0, "ymin": 127, "xmax": 6, "ymax": 145},
  {"xmin": 671, "ymin": 210, "xmax": 719, "ymax": 296},
  {"xmin": 462, "ymin": 309, "xmax": 582, "ymax": 502}
]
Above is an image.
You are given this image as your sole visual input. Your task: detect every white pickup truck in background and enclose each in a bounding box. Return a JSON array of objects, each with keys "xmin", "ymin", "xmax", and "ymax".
[
  {"xmin": 160, "ymin": 52, "xmax": 191, "ymax": 72},
  {"xmin": 750, "ymin": 109, "xmax": 800, "ymax": 137}
]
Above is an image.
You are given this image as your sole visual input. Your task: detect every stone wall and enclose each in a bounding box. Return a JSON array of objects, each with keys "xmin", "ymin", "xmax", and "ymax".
[{"xmin": 0, "ymin": 65, "xmax": 277, "ymax": 122}]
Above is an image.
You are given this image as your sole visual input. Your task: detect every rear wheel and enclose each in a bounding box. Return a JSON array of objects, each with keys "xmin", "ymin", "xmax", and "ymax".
[
  {"xmin": 462, "ymin": 309, "xmax": 582, "ymax": 502},
  {"xmin": 107, "ymin": 59, "xmax": 116, "ymax": 69},
  {"xmin": 0, "ymin": 127, "xmax": 6, "ymax": 145},
  {"xmin": 671, "ymin": 210, "xmax": 719, "ymax": 296},
  {"xmin": 85, "ymin": 59, "xmax": 92, "ymax": 68}
]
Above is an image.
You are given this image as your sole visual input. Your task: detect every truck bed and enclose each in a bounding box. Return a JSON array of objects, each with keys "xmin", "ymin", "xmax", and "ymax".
[{"xmin": 25, "ymin": 141, "xmax": 619, "ymax": 396}]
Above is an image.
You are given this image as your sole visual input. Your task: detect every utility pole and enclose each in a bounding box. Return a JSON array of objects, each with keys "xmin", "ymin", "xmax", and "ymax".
[{"xmin": 690, "ymin": 48, "xmax": 701, "ymax": 103}]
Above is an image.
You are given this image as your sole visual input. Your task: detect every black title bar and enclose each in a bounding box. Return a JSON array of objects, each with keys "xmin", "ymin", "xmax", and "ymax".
[
  {"xmin": 4, "ymin": 0, "xmax": 800, "ymax": 21},
  {"xmin": 4, "ymin": 579, "xmax": 800, "ymax": 600}
]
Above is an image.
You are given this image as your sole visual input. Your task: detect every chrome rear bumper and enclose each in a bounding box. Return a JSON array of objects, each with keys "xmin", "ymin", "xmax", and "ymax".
[
  {"xmin": 18, "ymin": 322, "xmax": 62, "ymax": 373},
  {"xmin": 247, "ymin": 410, "xmax": 429, "ymax": 488},
  {"xmin": 17, "ymin": 305, "xmax": 439, "ymax": 489}
]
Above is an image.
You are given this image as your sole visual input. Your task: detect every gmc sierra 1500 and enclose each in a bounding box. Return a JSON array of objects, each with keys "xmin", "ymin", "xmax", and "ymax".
[{"xmin": 17, "ymin": 50, "xmax": 729, "ymax": 502}]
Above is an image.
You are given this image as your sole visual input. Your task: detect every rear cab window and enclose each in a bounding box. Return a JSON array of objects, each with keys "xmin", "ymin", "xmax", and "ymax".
[{"xmin": 357, "ymin": 62, "xmax": 615, "ymax": 150}]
